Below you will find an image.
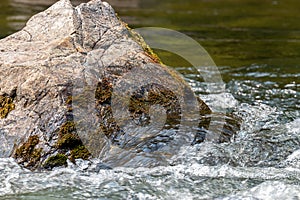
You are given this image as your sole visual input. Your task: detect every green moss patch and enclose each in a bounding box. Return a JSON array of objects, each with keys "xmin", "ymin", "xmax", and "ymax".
[
  {"xmin": 95, "ymin": 78, "xmax": 113, "ymax": 104},
  {"xmin": 14, "ymin": 135, "xmax": 42, "ymax": 168},
  {"xmin": 43, "ymin": 154, "xmax": 67, "ymax": 169},
  {"xmin": 59, "ymin": 121, "xmax": 76, "ymax": 135},
  {"xmin": 70, "ymin": 145, "xmax": 91, "ymax": 161},
  {"xmin": 0, "ymin": 95, "xmax": 15, "ymax": 119},
  {"xmin": 57, "ymin": 132, "xmax": 82, "ymax": 149},
  {"xmin": 129, "ymin": 83, "xmax": 181, "ymax": 128},
  {"xmin": 66, "ymin": 95, "xmax": 73, "ymax": 112},
  {"xmin": 55, "ymin": 121, "xmax": 91, "ymax": 162},
  {"xmin": 127, "ymin": 26, "xmax": 162, "ymax": 64},
  {"xmin": 57, "ymin": 121, "xmax": 82, "ymax": 149},
  {"xmin": 66, "ymin": 96, "xmax": 73, "ymax": 105}
]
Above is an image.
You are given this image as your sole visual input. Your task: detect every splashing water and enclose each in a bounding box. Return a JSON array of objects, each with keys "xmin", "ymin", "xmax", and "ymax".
[{"xmin": 0, "ymin": 64, "xmax": 299, "ymax": 199}]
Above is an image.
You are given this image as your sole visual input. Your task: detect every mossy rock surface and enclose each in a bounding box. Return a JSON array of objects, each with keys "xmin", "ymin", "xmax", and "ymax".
[
  {"xmin": 0, "ymin": 0, "xmax": 240, "ymax": 170},
  {"xmin": 14, "ymin": 135, "xmax": 42, "ymax": 169},
  {"xmin": 57, "ymin": 122, "xmax": 82, "ymax": 149},
  {"xmin": 0, "ymin": 95, "xmax": 15, "ymax": 119},
  {"xmin": 55, "ymin": 121, "xmax": 91, "ymax": 164},
  {"xmin": 71, "ymin": 145, "xmax": 91, "ymax": 161},
  {"xmin": 43, "ymin": 154, "xmax": 68, "ymax": 169}
]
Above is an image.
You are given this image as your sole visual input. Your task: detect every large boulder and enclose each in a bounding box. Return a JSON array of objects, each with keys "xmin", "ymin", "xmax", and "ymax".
[{"xmin": 0, "ymin": 0, "xmax": 238, "ymax": 170}]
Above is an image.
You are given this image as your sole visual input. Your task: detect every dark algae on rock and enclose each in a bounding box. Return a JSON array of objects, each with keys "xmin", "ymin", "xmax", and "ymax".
[
  {"xmin": 70, "ymin": 145, "xmax": 91, "ymax": 161},
  {"xmin": 57, "ymin": 121, "xmax": 81, "ymax": 149},
  {"xmin": 43, "ymin": 154, "xmax": 68, "ymax": 169},
  {"xmin": 14, "ymin": 135, "xmax": 42, "ymax": 169},
  {"xmin": 0, "ymin": 95, "xmax": 15, "ymax": 119},
  {"xmin": 56, "ymin": 121, "xmax": 91, "ymax": 163}
]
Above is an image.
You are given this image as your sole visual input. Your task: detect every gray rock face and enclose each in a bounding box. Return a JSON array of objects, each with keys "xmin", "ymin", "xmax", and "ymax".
[{"xmin": 0, "ymin": 0, "xmax": 236, "ymax": 170}]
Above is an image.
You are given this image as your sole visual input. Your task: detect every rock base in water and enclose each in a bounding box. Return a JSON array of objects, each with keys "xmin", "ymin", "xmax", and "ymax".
[{"xmin": 0, "ymin": 0, "xmax": 239, "ymax": 170}]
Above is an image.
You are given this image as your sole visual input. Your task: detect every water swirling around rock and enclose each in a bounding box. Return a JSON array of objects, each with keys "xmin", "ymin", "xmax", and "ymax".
[
  {"xmin": 0, "ymin": 0, "xmax": 300, "ymax": 199},
  {"xmin": 0, "ymin": 65, "xmax": 299, "ymax": 199}
]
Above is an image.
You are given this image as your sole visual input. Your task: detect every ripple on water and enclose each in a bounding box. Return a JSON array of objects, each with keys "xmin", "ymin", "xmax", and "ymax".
[
  {"xmin": 0, "ymin": 110, "xmax": 299, "ymax": 199},
  {"xmin": 0, "ymin": 64, "xmax": 299, "ymax": 199},
  {"xmin": 1, "ymin": 157, "xmax": 300, "ymax": 199}
]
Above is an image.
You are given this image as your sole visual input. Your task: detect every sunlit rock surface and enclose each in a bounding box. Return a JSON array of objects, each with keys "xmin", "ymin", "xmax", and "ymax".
[{"xmin": 0, "ymin": 0, "xmax": 238, "ymax": 170}]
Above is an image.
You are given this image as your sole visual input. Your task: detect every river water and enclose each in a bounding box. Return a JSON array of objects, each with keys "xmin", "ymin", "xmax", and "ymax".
[{"xmin": 0, "ymin": 0, "xmax": 299, "ymax": 199}]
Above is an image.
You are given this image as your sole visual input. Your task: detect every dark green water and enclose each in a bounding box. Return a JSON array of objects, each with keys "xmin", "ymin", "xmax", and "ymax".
[
  {"xmin": 1, "ymin": 0, "xmax": 299, "ymax": 85},
  {"xmin": 0, "ymin": 0, "xmax": 299, "ymax": 199},
  {"xmin": 2, "ymin": 0, "xmax": 300, "ymax": 69}
]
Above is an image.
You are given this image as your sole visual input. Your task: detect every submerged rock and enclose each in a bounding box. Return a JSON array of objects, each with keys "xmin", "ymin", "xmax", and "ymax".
[{"xmin": 0, "ymin": 0, "xmax": 239, "ymax": 170}]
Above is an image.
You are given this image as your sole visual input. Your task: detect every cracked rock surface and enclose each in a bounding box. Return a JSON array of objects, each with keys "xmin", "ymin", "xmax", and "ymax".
[{"xmin": 0, "ymin": 0, "xmax": 218, "ymax": 170}]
